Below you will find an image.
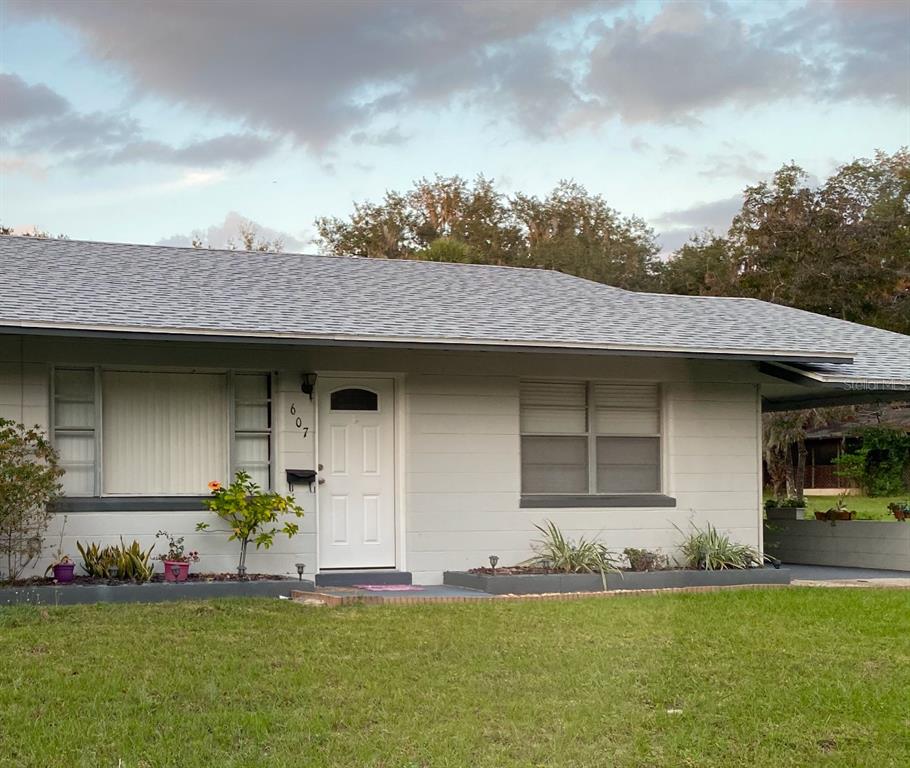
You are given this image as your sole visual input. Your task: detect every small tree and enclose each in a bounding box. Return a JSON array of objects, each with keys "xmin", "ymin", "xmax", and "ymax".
[
  {"xmin": 0, "ymin": 419, "xmax": 64, "ymax": 581},
  {"xmin": 197, "ymin": 471, "xmax": 304, "ymax": 577}
]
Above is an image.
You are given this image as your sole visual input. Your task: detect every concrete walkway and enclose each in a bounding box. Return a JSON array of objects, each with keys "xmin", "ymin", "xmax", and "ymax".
[{"xmin": 787, "ymin": 564, "xmax": 910, "ymax": 588}]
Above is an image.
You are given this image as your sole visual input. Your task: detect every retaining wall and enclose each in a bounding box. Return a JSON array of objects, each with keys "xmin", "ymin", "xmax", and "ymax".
[{"xmin": 764, "ymin": 520, "xmax": 910, "ymax": 571}]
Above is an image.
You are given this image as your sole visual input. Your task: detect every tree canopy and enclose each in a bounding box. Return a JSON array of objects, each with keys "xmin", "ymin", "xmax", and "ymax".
[
  {"xmin": 656, "ymin": 149, "xmax": 909, "ymax": 334},
  {"xmin": 315, "ymin": 176, "xmax": 661, "ymax": 291},
  {"xmin": 316, "ymin": 150, "xmax": 909, "ymax": 334}
]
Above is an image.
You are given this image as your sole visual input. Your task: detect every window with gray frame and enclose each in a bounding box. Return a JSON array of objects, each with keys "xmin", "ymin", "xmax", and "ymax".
[
  {"xmin": 520, "ymin": 381, "xmax": 661, "ymax": 495},
  {"xmin": 52, "ymin": 367, "xmax": 274, "ymax": 496},
  {"xmin": 232, "ymin": 372, "xmax": 272, "ymax": 489}
]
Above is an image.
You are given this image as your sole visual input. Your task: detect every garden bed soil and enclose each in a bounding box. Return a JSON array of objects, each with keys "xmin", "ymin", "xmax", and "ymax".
[
  {"xmin": 0, "ymin": 574, "xmax": 313, "ymax": 606},
  {"xmin": 446, "ymin": 567, "xmax": 791, "ymax": 594},
  {"xmin": 4, "ymin": 572, "xmax": 290, "ymax": 588}
]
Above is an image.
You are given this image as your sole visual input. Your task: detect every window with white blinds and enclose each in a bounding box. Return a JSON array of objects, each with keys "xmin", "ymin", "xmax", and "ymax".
[
  {"xmin": 520, "ymin": 381, "xmax": 661, "ymax": 495},
  {"xmin": 102, "ymin": 371, "xmax": 229, "ymax": 495},
  {"xmin": 51, "ymin": 368, "xmax": 274, "ymax": 497}
]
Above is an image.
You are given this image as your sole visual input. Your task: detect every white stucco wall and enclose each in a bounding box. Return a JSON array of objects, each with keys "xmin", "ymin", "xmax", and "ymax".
[
  {"xmin": 403, "ymin": 372, "xmax": 761, "ymax": 583},
  {"xmin": 2, "ymin": 335, "xmax": 763, "ymax": 583}
]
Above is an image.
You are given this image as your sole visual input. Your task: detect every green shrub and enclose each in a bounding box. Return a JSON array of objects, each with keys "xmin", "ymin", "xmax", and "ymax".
[
  {"xmin": 623, "ymin": 547, "xmax": 668, "ymax": 572},
  {"xmin": 834, "ymin": 427, "xmax": 910, "ymax": 496},
  {"xmin": 675, "ymin": 523, "xmax": 762, "ymax": 571},
  {"xmin": 77, "ymin": 538, "xmax": 156, "ymax": 582},
  {"xmin": 198, "ymin": 471, "xmax": 304, "ymax": 577},
  {"xmin": 0, "ymin": 419, "xmax": 64, "ymax": 582}
]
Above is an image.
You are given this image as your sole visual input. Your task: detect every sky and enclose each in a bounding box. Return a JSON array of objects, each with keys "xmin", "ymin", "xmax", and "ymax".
[{"xmin": 1, "ymin": 0, "xmax": 908, "ymax": 253}]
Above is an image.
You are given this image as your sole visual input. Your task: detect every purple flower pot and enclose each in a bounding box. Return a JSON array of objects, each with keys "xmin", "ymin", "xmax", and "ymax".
[
  {"xmin": 163, "ymin": 560, "xmax": 190, "ymax": 582},
  {"xmin": 53, "ymin": 562, "xmax": 76, "ymax": 584}
]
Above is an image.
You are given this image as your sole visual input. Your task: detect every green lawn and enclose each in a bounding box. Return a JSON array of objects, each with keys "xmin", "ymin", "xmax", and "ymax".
[
  {"xmin": 2, "ymin": 590, "xmax": 909, "ymax": 767},
  {"xmin": 805, "ymin": 495, "xmax": 909, "ymax": 520}
]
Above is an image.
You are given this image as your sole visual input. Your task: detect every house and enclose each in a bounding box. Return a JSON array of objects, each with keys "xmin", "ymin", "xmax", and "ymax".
[
  {"xmin": 802, "ymin": 403, "xmax": 910, "ymax": 493},
  {"xmin": 2, "ymin": 236, "xmax": 909, "ymax": 584}
]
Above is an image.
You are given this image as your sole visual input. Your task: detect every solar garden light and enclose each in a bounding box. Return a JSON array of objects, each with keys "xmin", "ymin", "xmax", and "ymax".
[
  {"xmin": 295, "ymin": 563, "xmax": 306, "ymax": 581},
  {"xmin": 170, "ymin": 563, "xmax": 181, "ymax": 580},
  {"xmin": 109, "ymin": 565, "xmax": 119, "ymax": 579},
  {"xmin": 489, "ymin": 554, "xmax": 499, "ymax": 573}
]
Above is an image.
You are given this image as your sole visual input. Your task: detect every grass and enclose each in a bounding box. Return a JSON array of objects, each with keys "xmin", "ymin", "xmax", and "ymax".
[
  {"xmin": 765, "ymin": 492, "xmax": 909, "ymax": 520},
  {"xmin": 804, "ymin": 495, "xmax": 909, "ymax": 521},
  {"xmin": 1, "ymin": 590, "xmax": 909, "ymax": 768}
]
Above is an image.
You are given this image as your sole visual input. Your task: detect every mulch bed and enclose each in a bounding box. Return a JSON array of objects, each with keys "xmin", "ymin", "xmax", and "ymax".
[
  {"xmin": 2, "ymin": 572, "xmax": 291, "ymax": 588},
  {"xmin": 468, "ymin": 566, "xmax": 681, "ymax": 576}
]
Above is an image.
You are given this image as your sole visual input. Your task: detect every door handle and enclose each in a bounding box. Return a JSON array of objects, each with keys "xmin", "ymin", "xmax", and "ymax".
[{"xmin": 317, "ymin": 477, "xmax": 326, "ymax": 485}]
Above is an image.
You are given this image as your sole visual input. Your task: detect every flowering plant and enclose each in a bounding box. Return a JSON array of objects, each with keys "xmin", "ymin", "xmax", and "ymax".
[
  {"xmin": 155, "ymin": 530, "xmax": 200, "ymax": 563},
  {"xmin": 197, "ymin": 471, "xmax": 303, "ymax": 577}
]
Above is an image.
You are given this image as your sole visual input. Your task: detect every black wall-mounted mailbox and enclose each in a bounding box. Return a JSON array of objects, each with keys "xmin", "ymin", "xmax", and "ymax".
[{"xmin": 286, "ymin": 469, "xmax": 317, "ymax": 491}]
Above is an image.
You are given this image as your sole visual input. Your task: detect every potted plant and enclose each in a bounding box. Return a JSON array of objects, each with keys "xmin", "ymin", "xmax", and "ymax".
[
  {"xmin": 155, "ymin": 530, "xmax": 199, "ymax": 582},
  {"xmin": 814, "ymin": 495, "xmax": 856, "ymax": 522},
  {"xmin": 44, "ymin": 514, "xmax": 75, "ymax": 583},
  {"xmin": 764, "ymin": 497, "xmax": 806, "ymax": 520},
  {"xmin": 46, "ymin": 554, "xmax": 76, "ymax": 583},
  {"xmin": 888, "ymin": 501, "xmax": 910, "ymax": 521}
]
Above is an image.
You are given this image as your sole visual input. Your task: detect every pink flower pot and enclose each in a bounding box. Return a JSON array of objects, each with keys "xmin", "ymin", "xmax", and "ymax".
[
  {"xmin": 163, "ymin": 560, "xmax": 190, "ymax": 582},
  {"xmin": 53, "ymin": 562, "xmax": 76, "ymax": 583}
]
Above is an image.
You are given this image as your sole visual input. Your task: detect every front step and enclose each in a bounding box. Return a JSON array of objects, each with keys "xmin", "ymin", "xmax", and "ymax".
[{"xmin": 315, "ymin": 570, "xmax": 412, "ymax": 587}]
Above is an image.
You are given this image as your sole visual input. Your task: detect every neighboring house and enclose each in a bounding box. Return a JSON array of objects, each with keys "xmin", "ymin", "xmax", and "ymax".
[
  {"xmin": 802, "ymin": 403, "xmax": 910, "ymax": 492},
  {"xmin": 2, "ymin": 236, "xmax": 909, "ymax": 583}
]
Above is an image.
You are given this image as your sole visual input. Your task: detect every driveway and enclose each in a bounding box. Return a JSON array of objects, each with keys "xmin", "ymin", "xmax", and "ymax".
[{"xmin": 787, "ymin": 563, "xmax": 910, "ymax": 588}]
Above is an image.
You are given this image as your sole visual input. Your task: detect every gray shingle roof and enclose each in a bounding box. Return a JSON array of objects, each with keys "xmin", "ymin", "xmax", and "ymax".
[{"xmin": 1, "ymin": 236, "xmax": 908, "ymax": 385}]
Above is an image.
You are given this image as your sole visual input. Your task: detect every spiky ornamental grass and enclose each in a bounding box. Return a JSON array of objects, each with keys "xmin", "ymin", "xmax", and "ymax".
[{"xmin": 675, "ymin": 523, "xmax": 762, "ymax": 570}]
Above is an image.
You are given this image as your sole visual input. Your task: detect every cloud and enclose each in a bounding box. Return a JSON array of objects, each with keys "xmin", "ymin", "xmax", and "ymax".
[
  {"xmin": 0, "ymin": 73, "xmax": 69, "ymax": 124},
  {"xmin": 349, "ymin": 127, "xmax": 409, "ymax": 147},
  {"xmin": 8, "ymin": 0, "xmax": 608, "ymax": 146},
  {"xmin": 652, "ymin": 194, "xmax": 743, "ymax": 253},
  {"xmin": 0, "ymin": 155, "xmax": 48, "ymax": 179},
  {"xmin": 157, "ymin": 211, "xmax": 310, "ymax": 253},
  {"xmin": 89, "ymin": 133, "xmax": 276, "ymax": 167},
  {"xmin": 697, "ymin": 150, "xmax": 768, "ymax": 180},
  {"xmin": 585, "ymin": 3, "xmax": 803, "ymax": 122},
  {"xmin": 0, "ymin": 75, "xmax": 276, "ymax": 171},
  {"xmin": 6, "ymin": 0, "xmax": 908, "ymax": 149},
  {"xmin": 766, "ymin": 0, "xmax": 910, "ymax": 105}
]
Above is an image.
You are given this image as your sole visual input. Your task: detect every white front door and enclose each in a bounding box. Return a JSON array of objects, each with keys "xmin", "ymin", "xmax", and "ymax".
[{"xmin": 317, "ymin": 377, "xmax": 396, "ymax": 569}]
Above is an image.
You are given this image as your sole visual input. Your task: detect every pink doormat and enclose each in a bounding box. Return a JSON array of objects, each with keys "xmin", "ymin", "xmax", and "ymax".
[{"xmin": 354, "ymin": 584, "xmax": 424, "ymax": 592}]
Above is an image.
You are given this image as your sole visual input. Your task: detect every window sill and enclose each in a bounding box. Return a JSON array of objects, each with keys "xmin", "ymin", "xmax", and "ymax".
[
  {"xmin": 52, "ymin": 496, "xmax": 209, "ymax": 513},
  {"xmin": 520, "ymin": 494, "xmax": 676, "ymax": 509}
]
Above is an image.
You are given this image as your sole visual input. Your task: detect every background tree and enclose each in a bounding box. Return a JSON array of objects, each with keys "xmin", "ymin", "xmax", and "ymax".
[
  {"xmin": 316, "ymin": 175, "xmax": 660, "ymax": 290},
  {"xmin": 192, "ymin": 221, "xmax": 284, "ymax": 252},
  {"xmin": 661, "ymin": 149, "xmax": 909, "ymax": 334},
  {"xmin": 763, "ymin": 408, "xmax": 853, "ymax": 500},
  {"xmin": 0, "ymin": 225, "xmax": 67, "ymax": 239}
]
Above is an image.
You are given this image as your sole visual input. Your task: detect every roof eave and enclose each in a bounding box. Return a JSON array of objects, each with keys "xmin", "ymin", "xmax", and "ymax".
[{"xmin": 0, "ymin": 322, "xmax": 857, "ymax": 365}]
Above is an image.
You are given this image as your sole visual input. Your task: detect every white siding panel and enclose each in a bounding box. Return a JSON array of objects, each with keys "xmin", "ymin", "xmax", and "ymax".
[{"xmin": 406, "ymin": 374, "xmax": 761, "ymax": 583}]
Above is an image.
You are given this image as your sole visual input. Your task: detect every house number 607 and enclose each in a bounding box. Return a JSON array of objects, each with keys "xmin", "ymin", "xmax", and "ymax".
[{"xmin": 289, "ymin": 403, "xmax": 308, "ymax": 435}]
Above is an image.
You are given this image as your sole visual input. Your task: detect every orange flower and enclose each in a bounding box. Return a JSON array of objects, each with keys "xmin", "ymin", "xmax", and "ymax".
[{"xmin": 208, "ymin": 480, "xmax": 222, "ymax": 492}]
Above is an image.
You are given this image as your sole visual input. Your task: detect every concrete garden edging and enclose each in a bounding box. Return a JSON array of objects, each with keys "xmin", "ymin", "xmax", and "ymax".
[
  {"xmin": 0, "ymin": 578, "xmax": 314, "ymax": 607},
  {"xmin": 443, "ymin": 567, "xmax": 790, "ymax": 594}
]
